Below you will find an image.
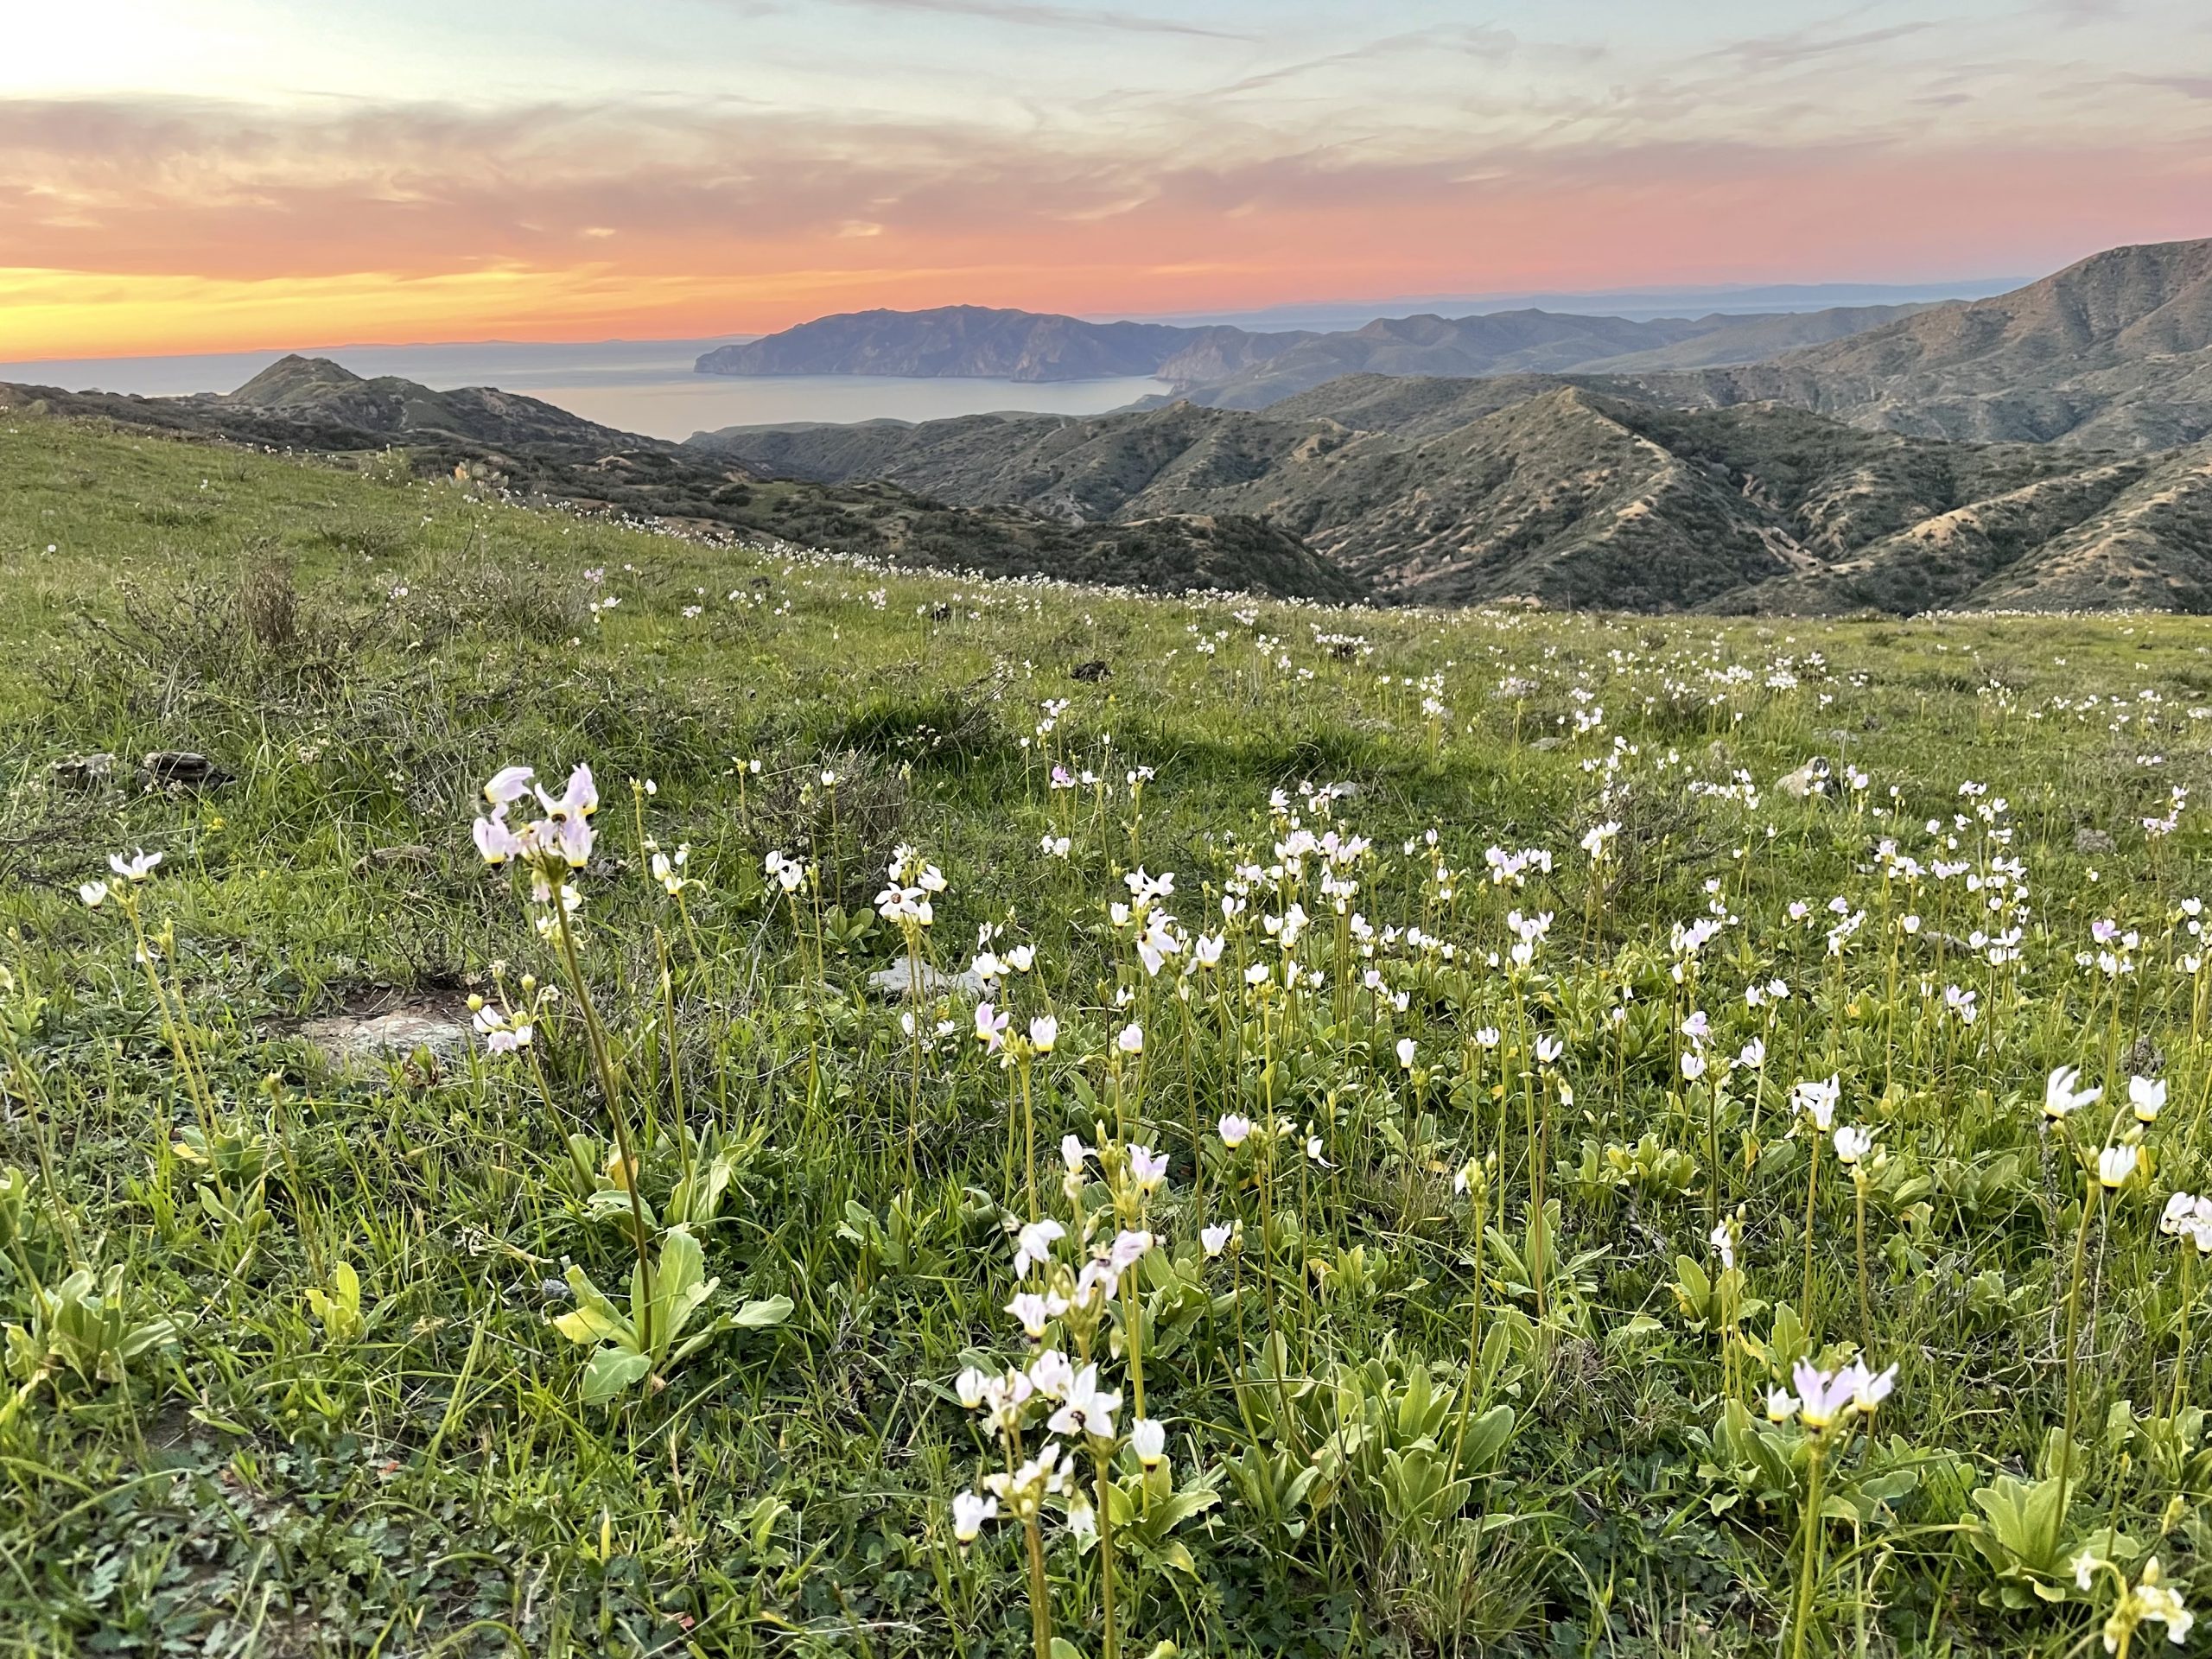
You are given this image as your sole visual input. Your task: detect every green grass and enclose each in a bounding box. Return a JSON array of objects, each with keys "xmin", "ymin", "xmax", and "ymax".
[{"xmin": 5, "ymin": 411, "xmax": 2212, "ymax": 1656}]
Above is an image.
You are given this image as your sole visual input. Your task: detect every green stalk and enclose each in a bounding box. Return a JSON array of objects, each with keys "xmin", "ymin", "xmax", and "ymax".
[{"xmin": 552, "ymin": 889, "xmax": 656, "ymax": 1354}]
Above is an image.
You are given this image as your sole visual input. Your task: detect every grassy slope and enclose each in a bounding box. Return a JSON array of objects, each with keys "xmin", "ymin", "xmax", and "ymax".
[{"xmin": 6, "ymin": 413, "xmax": 2212, "ymax": 1655}]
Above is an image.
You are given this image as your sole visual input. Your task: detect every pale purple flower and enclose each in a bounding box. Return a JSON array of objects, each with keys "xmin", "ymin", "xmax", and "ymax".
[{"xmin": 1012, "ymin": 1218, "xmax": 1065, "ymax": 1278}]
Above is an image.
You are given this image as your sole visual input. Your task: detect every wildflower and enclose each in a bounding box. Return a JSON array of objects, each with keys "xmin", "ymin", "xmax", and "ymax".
[
  {"xmin": 2099, "ymin": 1145, "xmax": 2140, "ymax": 1189},
  {"xmin": 1046, "ymin": 1363, "xmax": 1121, "ymax": 1440},
  {"xmin": 1681, "ymin": 1051, "xmax": 1707, "ymax": 1082},
  {"xmin": 1709, "ymin": 1222, "xmax": 1735, "ymax": 1272},
  {"xmin": 1116, "ymin": 1023, "xmax": 1144, "ymax": 1056},
  {"xmin": 1396, "ymin": 1038, "xmax": 1416, "ymax": 1069},
  {"xmin": 1073, "ymin": 1257, "xmax": 1120, "ymax": 1306},
  {"xmin": 536, "ymin": 763, "xmax": 599, "ymax": 823},
  {"xmin": 2131, "ymin": 1076, "xmax": 2169, "ymax": 1123},
  {"xmin": 78, "ymin": 880, "xmax": 109, "ymax": 907},
  {"xmin": 1201, "ymin": 1222, "xmax": 1235, "ymax": 1256},
  {"xmin": 1787, "ymin": 1358, "xmax": 1897, "ymax": 1430},
  {"xmin": 982, "ymin": 1442, "xmax": 1073, "ymax": 1519},
  {"xmin": 1027, "ymin": 1014, "xmax": 1058, "ymax": 1052},
  {"xmin": 483, "ymin": 765, "xmax": 534, "ymax": 804},
  {"xmin": 1738, "ymin": 1037, "xmax": 1766, "ymax": 1070},
  {"xmin": 1060, "ymin": 1134, "xmax": 1091, "ymax": 1173},
  {"xmin": 2046, "ymin": 1065, "xmax": 2103, "ymax": 1121},
  {"xmin": 1129, "ymin": 1417, "xmax": 1167, "ymax": 1470},
  {"xmin": 1006, "ymin": 1290, "xmax": 1066, "ymax": 1341},
  {"xmin": 1766, "ymin": 1387, "xmax": 1800, "ymax": 1423},
  {"xmin": 1108, "ymin": 1230, "xmax": 1154, "ymax": 1271},
  {"xmin": 950, "ymin": 1491, "xmax": 997, "ymax": 1546},
  {"xmin": 1306, "ymin": 1135, "xmax": 1332, "ymax": 1167},
  {"xmin": 472, "ymin": 1007, "xmax": 533, "ymax": 1053},
  {"xmin": 648, "ymin": 845, "xmax": 690, "ymax": 895},
  {"xmin": 1217, "ymin": 1114, "xmax": 1252, "ymax": 1147},
  {"xmin": 1012, "ymin": 1218, "xmax": 1066, "ymax": 1278},
  {"xmin": 2101, "ymin": 1555, "xmax": 2194, "ymax": 1653},
  {"xmin": 1833, "ymin": 1124, "xmax": 1874, "ymax": 1165},
  {"xmin": 1792, "ymin": 1075, "xmax": 1841, "ymax": 1132},
  {"xmin": 1535, "ymin": 1034, "xmax": 1563, "ymax": 1065},
  {"xmin": 1027, "ymin": 1349, "xmax": 1075, "ymax": 1398},
  {"xmin": 1128, "ymin": 1145, "xmax": 1169, "ymax": 1192},
  {"xmin": 973, "ymin": 1001, "xmax": 1010, "ymax": 1052},
  {"xmin": 108, "ymin": 849, "xmax": 162, "ymax": 882}
]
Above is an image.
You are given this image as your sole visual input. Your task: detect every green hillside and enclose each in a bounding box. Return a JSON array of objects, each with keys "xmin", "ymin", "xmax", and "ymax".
[{"xmin": 6, "ymin": 412, "xmax": 2212, "ymax": 1656}]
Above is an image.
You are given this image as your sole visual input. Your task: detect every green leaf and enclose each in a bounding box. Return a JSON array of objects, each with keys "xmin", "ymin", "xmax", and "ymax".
[
  {"xmin": 734, "ymin": 1294, "xmax": 795, "ymax": 1330},
  {"xmin": 580, "ymin": 1345, "xmax": 652, "ymax": 1406},
  {"xmin": 554, "ymin": 1267, "xmax": 632, "ymax": 1348}
]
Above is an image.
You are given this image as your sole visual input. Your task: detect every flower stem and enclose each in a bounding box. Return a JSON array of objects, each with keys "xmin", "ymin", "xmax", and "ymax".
[{"xmin": 1791, "ymin": 1438, "xmax": 1827, "ymax": 1659}]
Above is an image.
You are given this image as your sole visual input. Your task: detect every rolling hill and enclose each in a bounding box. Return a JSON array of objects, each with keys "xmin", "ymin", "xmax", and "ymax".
[
  {"xmin": 0, "ymin": 360, "xmax": 1366, "ymax": 603},
  {"xmin": 1625, "ymin": 238, "xmax": 2212, "ymax": 449},
  {"xmin": 690, "ymin": 385, "xmax": 2212, "ymax": 613},
  {"xmin": 1172, "ymin": 303, "xmax": 1932, "ymax": 409}
]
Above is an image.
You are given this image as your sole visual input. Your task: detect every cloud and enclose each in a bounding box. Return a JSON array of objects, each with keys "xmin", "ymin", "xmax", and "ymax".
[
  {"xmin": 1716, "ymin": 22, "xmax": 1936, "ymax": 71},
  {"xmin": 824, "ymin": 0, "xmax": 1243, "ymax": 38},
  {"xmin": 2129, "ymin": 73, "xmax": 2212, "ymax": 99},
  {"xmin": 3, "ymin": 81, "xmax": 2209, "ymax": 356}
]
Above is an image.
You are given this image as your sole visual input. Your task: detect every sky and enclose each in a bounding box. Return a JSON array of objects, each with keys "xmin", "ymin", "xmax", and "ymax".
[{"xmin": 3, "ymin": 0, "xmax": 2209, "ymax": 359}]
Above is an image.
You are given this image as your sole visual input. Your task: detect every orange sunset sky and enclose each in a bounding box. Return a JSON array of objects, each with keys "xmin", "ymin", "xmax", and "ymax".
[{"xmin": 4, "ymin": 0, "xmax": 2210, "ymax": 359}]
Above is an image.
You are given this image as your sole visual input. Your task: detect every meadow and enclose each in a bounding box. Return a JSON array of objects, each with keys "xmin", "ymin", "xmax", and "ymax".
[{"xmin": 4, "ymin": 413, "xmax": 2212, "ymax": 1656}]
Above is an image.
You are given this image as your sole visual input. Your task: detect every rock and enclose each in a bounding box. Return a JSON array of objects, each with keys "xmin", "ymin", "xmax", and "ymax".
[
  {"xmin": 1071, "ymin": 659, "xmax": 1111, "ymax": 683},
  {"xmin": 300, "ymin": 1004, "xmax": 472, "ymax": 1069},
  {"xmin": 2074, "ymin": 827, "xmax": 2116, "ymax": 855},
  {"xmin": 1777, "ymin": 759, "xmax": 1832, "ymax": 798},
  {"xmin": 867, "ymin": 958, "xmax": 987, "ymax": 1002},
  {"xmin": 140, "ymin": 751, "xmax": 232, "ymax": 793},
  {"xmin": 1529, "ymin": 736, "xmax": 1563, "ymax": 752},
  {"xmin": 50, "ymin": 753, "xmax": 121, "ymax": 792}
]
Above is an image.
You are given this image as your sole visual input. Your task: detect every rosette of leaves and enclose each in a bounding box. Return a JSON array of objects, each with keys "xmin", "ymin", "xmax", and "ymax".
[{"xmin": 553, "ymin": 1224, "xmax": 791, "ymax": 1406}]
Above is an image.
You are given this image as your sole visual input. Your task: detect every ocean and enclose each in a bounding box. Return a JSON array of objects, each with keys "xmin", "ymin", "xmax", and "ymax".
[{"xmin": 0, "ymin": 339, "xmax": 1171, "ymax": 441}]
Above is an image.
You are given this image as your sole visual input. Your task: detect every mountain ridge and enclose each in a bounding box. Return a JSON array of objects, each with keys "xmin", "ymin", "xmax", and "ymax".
[
  {"xmin": 0, "ymin": 359, "xmax": 1366, "ymax": 604},
  {"xmin": 687, "ymin": 379, "xmax": 2212, "ymax": 612},
  {"xmin": 693, "ymin": 300, "xmax": 1948, "ymax": 398}
]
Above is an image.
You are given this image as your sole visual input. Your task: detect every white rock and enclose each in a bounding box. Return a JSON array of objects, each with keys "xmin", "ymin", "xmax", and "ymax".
[
  {"xmin": 867, "ymin": 959, "xmax": 988, "ymax": 1002},
  {"xmin": 301, "ymin": 1006, "xmax": 472, "ymax": 1068}
]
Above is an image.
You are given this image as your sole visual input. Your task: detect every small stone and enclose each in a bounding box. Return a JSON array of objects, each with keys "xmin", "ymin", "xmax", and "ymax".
[
  {"xmin": 300, "ymin": 1005, "xmax": 472, "ymax": 1070},
  {"xmin": 1529, "ymin": 736, "xmax": 1563, "ymax": 752},
  {"xmin": 1071, "ymin": 659, "xmax": 1111, "ymax": 683},
  {"xmin": 867, "ymin": 958, "xmax": 988, "ymax": 1002},
  {"xmin": 50, "ymin": 753, "xmax": 121, "ymax": 792},
  {"xmin": 140, "ymin": 751, "xmax": 232, "ymax": 792},
  {"xmin": 2074, "ymin": 827, "xmax": 2115, "ymax": 855},
  {"xmin": 1777, "ymin": 759, "xmax": 1831, "ymax": 798}
]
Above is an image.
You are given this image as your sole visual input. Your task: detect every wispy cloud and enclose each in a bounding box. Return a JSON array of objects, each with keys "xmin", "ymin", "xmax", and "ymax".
[
  {"xmin": 1715, "ymin": 22, "xmax": 1936, "ymax": 71},
  {"xmin": 825, "ymin": 0, "xmax": 1243, "ymax": 38},
  {"xmin": 6, "ymin": 0, "xmax": 2212, "ymax": 357},
  {"xmin": 2129, "ymin": 73, "xmax": 2212, "ymax": 99}
]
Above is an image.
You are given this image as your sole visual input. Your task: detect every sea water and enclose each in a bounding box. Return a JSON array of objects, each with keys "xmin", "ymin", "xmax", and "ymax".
[{"xmin": 0, "ymin": 339, "xmax": 1171, "ymax": 441}]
